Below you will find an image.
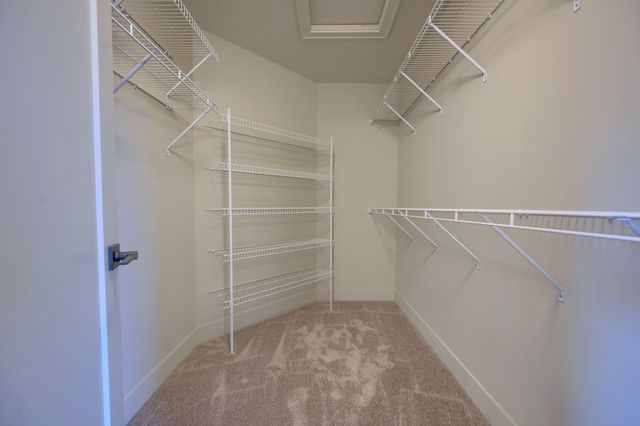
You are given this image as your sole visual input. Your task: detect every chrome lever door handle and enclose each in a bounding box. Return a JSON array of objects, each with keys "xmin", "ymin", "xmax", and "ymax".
[{"xmin": 108, "ymin": 244, "xmax": 139, "ymax": 271}]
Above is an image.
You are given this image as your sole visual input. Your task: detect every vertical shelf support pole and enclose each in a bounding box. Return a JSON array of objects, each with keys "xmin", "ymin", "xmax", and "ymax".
[
  {"xmin": 478, "ymin": 213, "xmax": 565, "ymax": 303},
  {"xmin": 113, "ymin": 50, "xmax": 155, "ymax": 93},
  {"xmin": 428, "ymin": 17, "xmax": 488, "ymax": 82},
  {"xmin": 227, "ymin": 108, "xmax": 235, "ymax": 353},
  {"xmin": 166, "ymin": 107, "xmax": 212, "ymax": 154},
  {"xmin": 383, "ymin": 101, "xmax": 416, "ymax": 134},
  {"xmin": 399, "ymin": 212, "xmax": 439, "ymax": 249},
  {"xmin": 399, "ymin": 71, "xmax": 443, "ymax": 114},
  {"xmin": 164, "ymin": 52, "xmax": 214, "ymax": 100},
  {"xmin": 425, "ymin": 211, "xmax": 481, "ymax": 269},
  {"xmin": 329, "ymin": 138, "xmax": 334, "ymax": 311}
]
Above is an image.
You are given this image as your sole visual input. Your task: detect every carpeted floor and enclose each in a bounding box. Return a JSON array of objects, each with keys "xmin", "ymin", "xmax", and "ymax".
[{"xmin": 129, "ymin": 301, "xmax": 488, "ymax": 425}]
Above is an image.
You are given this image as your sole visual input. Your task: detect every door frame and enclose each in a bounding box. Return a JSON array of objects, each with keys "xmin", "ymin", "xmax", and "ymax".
[{"xmin": 90, "ymin": 0, "xmax": 124, "ymax": 424}]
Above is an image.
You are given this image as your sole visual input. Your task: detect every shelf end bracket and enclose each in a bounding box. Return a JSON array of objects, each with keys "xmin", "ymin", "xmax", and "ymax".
[
  {"xmin": 428, "ymin": 18, "xmax": 488, "ymax": 83},
  {"xmin": 618, "ymin": 218, "xmax": 640, "ymax": 236},
  {"xmin": 383, "ymin": 101, "xmax": 416, "ymax": 134},
  {"xmin": 399, "ymin": 71, "xmax": 443, "ymax": 114},
  {"xmin": 399, "ymin": 211, "xmax": 439, "ymax": 250},
  {"xmin": 166, "ymin": 107, "xmax": 212, "ymax": 155},
  {"xmin": 113, "ymin": 50, "xmax": 155, "ymax": 93},
  {"xmin": 478, "ymin": 213, "xmax": 565, "ymax": 303},
  {"xmin": 383, "ymin": 212, "xmax": 415, "ymax": 241},
  {"xmin": 425, "ymin": 211, "xmax": 481, "ymax": 269}
]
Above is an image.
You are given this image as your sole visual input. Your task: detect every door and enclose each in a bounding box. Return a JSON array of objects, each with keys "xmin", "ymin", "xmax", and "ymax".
[{"xmin": 0, "ymin": 1, "xmax": 123, "ymax": 424}]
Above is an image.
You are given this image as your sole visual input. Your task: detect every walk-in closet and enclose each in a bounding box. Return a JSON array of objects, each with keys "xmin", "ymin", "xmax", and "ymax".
[{"xmin": 2, "ymin": 0, "xmax": 640, "ymax": 425}]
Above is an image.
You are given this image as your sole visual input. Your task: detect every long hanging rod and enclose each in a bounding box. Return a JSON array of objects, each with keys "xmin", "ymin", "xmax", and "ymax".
[{"xmin": 369, "ymin": 207, "xmax": 640, "ymax": 303}]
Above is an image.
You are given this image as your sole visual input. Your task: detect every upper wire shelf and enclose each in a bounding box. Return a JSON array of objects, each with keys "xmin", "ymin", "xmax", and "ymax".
[
  {"xmin": 116, "ymin": 0, "xmax": 219, "ymax": 63},
  {"xmin": 209, "ymin": 239, "xmax": 332, "ymax": 262},
  {"xmin": 111, "ymin": 3, "xmax": 217, "ymax": 110},
  {"xmin": 205, "ymin": 114, "xmax": 332, "ymax": 150},
  {"xmin": 374, "ymin": 0, "xmax": 504, "ymax": 129},
  {"xmin": 206, "ymin": 207, "xmax": 333, "ymax": 215},
  {"xmin": 110, "ymin": 0, "xmax": 222, "ymax": 153}
]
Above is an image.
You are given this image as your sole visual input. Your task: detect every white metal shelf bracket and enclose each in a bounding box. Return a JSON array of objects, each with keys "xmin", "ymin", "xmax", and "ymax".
[
  {"xmin": 384, "ymin": 212, "xmax": 414, "ymax": 241},
  {"xmin": 165, "ymin": 52, "xmax": 214, "ymax": 100},
  {"xmin": 166, "ymin": 107, "xmax": 213, "ymax": 154},
  {"xmin": 399, "ymin": 211, "xmax": 439, "ymax": 249},
  {"xmin": 478, "ymin": 213, "xmax": 565, "ymax": 303},
  {"xmin": 428, "ymin": 17, "xmax": 488, "ymax": 83},
  {"xmin": 113, "ymin": 50, "xmax": 156, "ymax": 93},
  {"xmin": 383, "ymin": 101, "xmax": 416, "ymax": 134},
  {"xmin": 618, "ymin": 218, "xmax": 640, "ymax": 236},
  {"xmin": 399, "ymin": 71, "xmax": 443, "ymax": 114},
  {"xmin": 425, "ymin": 211, "xmax": 481, "ymax": 269}
]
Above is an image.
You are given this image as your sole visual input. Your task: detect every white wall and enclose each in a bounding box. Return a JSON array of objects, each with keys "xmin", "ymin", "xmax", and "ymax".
[
  {"xmin": 393, "ymin": 1, "xmax": 640, "ymax": 425},
  {"xmin": 0, "ymin": 1, "xmax": 112, "ymax": 424},
  {"xmin": 317, "ymin": 84, "xmax": 398, "ymax": 301},
  {"xmin": 113, "ymin": 86, "xmax": 197, "ymax": 421}
]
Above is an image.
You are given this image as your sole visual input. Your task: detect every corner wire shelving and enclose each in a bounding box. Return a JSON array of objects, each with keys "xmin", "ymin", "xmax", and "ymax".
[
  {"xmin": 110, "ymin": 0, "xmax": 221, "ymax": 154},
  {"xmin": 372, "ymin": 0, "xmax": 504, "ymax": 133},
  {"xmin": 209, "ymin": 110, "xmax": 334, "ymax": 353},
  {"xmin": 369, "ymin": 208, "xmax": 640, "ymax": 303}
]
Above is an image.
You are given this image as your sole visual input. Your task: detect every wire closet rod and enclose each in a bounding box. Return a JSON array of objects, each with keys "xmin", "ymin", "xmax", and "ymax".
[{"xmin": 370, "ymin": 207, "xmax": 640, "ymax": 303}]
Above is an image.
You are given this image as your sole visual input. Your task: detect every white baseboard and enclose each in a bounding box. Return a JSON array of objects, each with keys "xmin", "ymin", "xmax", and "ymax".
[
  {"xmin": 123, "ymin": 328, "xmax": 200, "ymax": 423},
  {"xmin": 395, "ymin": 290, "xmax": 517, "ymax": 426},
  {"xmin": 333, "ymin": 287, "xmax": 395, "ymax": 301}
]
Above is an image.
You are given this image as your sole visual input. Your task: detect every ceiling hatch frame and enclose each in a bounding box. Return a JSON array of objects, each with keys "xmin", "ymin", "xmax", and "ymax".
[{"xmin": 295, "ymin": 0, "xmax": 402, "ymax": 39}]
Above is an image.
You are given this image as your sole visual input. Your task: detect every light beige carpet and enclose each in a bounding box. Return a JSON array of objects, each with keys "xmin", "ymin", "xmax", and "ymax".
[{"xmin": 130, "ymin": 301, "xmax": 488, "ymax": 425}]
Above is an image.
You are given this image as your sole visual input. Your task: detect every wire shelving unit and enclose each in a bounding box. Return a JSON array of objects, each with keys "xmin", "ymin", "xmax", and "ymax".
[
  {"xmin": 373, "ymin": 0, "xmax": 504, "ymax": 132},
  {"xmin": 369, "ymin": 207, "xmax": 640, "ymax": 303},
  {"xmin": 110, "ymin": 0, "xmax": 220, "ymax": 153},
  {"xmin": 210, "ymin": 111, "xmax": 334, "ymax": 353}
]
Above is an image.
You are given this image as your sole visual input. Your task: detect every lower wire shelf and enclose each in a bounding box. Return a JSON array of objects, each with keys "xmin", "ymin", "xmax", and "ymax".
[
  {"xmin": 209, "ymin": 269, "xmax": 332, "ymax": 309},
  {"xmin": 209, "ymin": 239, "xmax": 332, "ymax": 262}
]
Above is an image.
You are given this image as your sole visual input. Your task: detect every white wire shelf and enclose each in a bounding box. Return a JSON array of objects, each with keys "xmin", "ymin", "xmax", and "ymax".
[
  {"xmin": 116, "ymin": 0, "xmax": 219, "ymax": 63},
  {"xmin": 205, "ymin": 114, "xmax": 332, "ymax": 150},
  {"xmin": 209, "ymin": 239, "xmax": 332, "ymax": 262},
  {"xmin": 370, "ymin": 208, "xmax": 640, "ymax": 242},
  {"xmin": 206, "ymin": 162, "xmax": 333, "ymax": 181},
  {"xmin": 206, "ymin": 207, "xmax": 333, "ymax": 215},
  {"xmin": 375, "ymin": 0, "xmax": 503, "ymax": 126},
  {"xmin": 111, "ymin": 4, "xmax": 217, "ymax": 110},
  {"xmin": 208, "ymin": 269, "xmax": 332, "ymax": 308},
  {"xmin": 370, "ymin": 207, "xmax": 640, "ymax": 303}
]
